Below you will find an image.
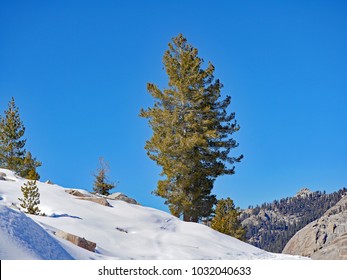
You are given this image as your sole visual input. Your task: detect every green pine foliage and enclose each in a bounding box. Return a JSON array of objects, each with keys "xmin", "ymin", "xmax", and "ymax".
[
  {"xmin": 93, "ymin": 157, "xmax": 116, "ymax": 196},
  {"xmin": 19, "ymin": 151, "xmax": 42, "ymax": 180},
  {"xmin": 211, "ymin": 197, "xmax": 246, "ymax": 240},
  {"xmin": 140, "ymin": 34, "xmax": 242, "ymax": 222},
  {"xmin": 0, "ymin": 97, "xmax": 41, "ymax": 179},
  {"xmin": 18, "ymin": 180, "xmax": 41, "ymax": 215},
  {"xmin": 0, "ymin": 97, "xmax": 27, "ymax": 172}
]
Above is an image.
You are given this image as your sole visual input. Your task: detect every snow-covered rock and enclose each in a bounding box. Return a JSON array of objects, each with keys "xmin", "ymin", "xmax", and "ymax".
[
  {"xmin": 108, "ymin": 192, "xmax": 139, "ymax": 204},
  {"xmin": 65, "ymin": 189, "xmax": 111, "ymax": 206}
]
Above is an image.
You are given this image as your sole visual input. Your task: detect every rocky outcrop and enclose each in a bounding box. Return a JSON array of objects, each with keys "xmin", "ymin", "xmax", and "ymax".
[
  {"xmin": 65, "ymin": 189, "xmax": 139, "ymax": 206},
  {"xmin": 55, "ymin": 230, "xmax": 96, "ymax": 252},
  {"xmin": 311, "ymin": 233, "xmax": 347, "ymax": 259},
  {"xmin": 240, "ymin": 188, "xmax": 347, "ymax": 253},
  {"xmin": 77, "ymin": 196, "xmax": 111, "ymax": 207},
  {"xmin": 65, "ymin": 189, "xmax": 90, "ymax": 197},
  {"xmin": 108, "ymin": 192, "xmax": 139, "ymax": 205},
  {"xmin": 65, "ymin": 189, "xmax": 111, "ymax": 207},
  {"xmin": 0, "ymin": 172, "xmax": 15, "ymax": 181},
  {"xmin": 45, "ymin": 180, "xmax": 54, "ymax": 185},
  {"xmin": 282, "ymin": 195, "xmax": 347, "ymax": 259},
  {"xmin": 295, "ymin": 187, "xmax": 313, "ymax": 198}
]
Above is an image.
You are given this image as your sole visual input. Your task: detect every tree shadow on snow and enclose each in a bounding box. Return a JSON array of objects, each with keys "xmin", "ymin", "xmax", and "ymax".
[{"xmin": 50, "ymin": 213, "xmax": 82, "ymax": 219}]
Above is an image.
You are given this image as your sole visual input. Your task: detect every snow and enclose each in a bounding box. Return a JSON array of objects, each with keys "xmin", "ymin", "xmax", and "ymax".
[
  {"xmin": 0, "ymin": 205, "xmax": 73, "ymax": 259},
  {"xmin": 0, "ymin": 168, "xmax": 305, "ymax": 260}
]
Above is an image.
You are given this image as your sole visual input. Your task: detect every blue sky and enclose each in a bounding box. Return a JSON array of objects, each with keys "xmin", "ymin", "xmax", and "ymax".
[{"xmin": 1, "ymin": 0, "xmax": 346, "ymax": 211}]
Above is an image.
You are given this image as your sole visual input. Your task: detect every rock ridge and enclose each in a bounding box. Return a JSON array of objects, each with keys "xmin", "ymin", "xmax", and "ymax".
[{"xmin": 282, "ymin": 195, "xmax": 347, "ymax": 259}]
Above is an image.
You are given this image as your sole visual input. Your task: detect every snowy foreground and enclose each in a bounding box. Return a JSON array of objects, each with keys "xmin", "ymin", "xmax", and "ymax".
[{"xmin": 0, "ymin": 169, "xmax": 304, "ymax": 260}]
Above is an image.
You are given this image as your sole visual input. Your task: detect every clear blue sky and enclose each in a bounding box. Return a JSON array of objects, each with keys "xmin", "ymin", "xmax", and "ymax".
[{"xmin": 1, "ymin": 0, "xmax": 346, "ymax": 211}]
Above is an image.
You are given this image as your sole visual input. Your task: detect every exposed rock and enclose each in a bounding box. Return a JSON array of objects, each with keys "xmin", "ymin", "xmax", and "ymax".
[
  {"xmin": 45, "ymin": 180, "xmax": 54, "ymax": 185},
  {"xmin": 108, "ymin": 192, "xmax": 139, "ymax": 205},
  {"xmin": 54, "ymin": 230, "xmax": 96, "ymax": 252},
  {"xmin": 240, "ymin": 188, "xmax": 347, "ymax": 253},
  {"xmin": 0, "ymin": 172, "xmax": 6, "ymax": 180},
  {"xmin": 295, "ymin": 187, "xmax": 313, "ymax": 198},
  {"xmin": 65, "ymin": 189, "xmax": 138, "ymax": 206},
  {"xmin": 311, "ymin": 233, "xmax": 347, "ymax": 259},
  {"xmin": 282, "ymin": 195, "xmax": 347, "ymax": 259},
  {"xmin": 65, "ymin": 189, "xmax": 111, "ymax": 207},
  {"xmin": 65, "ymin": 189, "xmax": 91, "ymax": 197},
  {"xmin": 77, "ymin": 197, "xmax": 111, "ymax": 207},
  {"xmin": 0, "ymin": 171, "xmax": 15, "ymax": 181}
]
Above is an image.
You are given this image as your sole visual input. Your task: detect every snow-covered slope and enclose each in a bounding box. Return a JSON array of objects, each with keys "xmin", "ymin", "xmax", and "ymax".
[
  {"xmin": 0, "ymin": 169, "xmax": 303, "ymax": 260},
  {"xmin": 0, "ymin": 204, "xmax": 73, "ymax": 259}
]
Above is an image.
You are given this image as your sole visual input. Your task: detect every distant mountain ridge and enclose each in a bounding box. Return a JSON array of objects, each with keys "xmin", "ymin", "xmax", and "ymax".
[{"xmin": 240, "ymin": 187, "xmax": 347, "ymax": 253}]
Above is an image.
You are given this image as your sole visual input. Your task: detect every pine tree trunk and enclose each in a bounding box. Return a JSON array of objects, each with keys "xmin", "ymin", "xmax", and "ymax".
[
  {"xmin": 183, "ymin": 212, "xmax": 199, "ymax": 223},
  {"xmin": 183, "ymin": 213, "xmax": 190, "ymax": 222}
]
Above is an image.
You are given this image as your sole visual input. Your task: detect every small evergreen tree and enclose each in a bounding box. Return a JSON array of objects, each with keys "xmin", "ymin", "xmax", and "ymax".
[
  {"xmin": 93, "ymin": 157, "xmax": 116, "ymax": 196},
  {"xmin": 211, "ymin": 197, "xmax": 246, "ymax": 241},
  {"xmin": 0, "ymin": 97, "xmax": 26, "ymax": 172},
  {"xmin": 0, "ymin": 97, "xmax": 42, "ymax": 178},
  {"xmin": 18, "ymin": 180, "xmax": 41, "ymax": 215},
  {"xmin": 19, "ymin": 151, "xmax": 42, "ymax": 180}
]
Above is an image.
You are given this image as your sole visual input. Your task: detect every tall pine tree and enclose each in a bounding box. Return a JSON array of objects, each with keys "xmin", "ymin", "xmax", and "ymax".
[
  {"xmin": 0, "ymin": 97, "xmax": 27, "ymax": 172},
  {"xmin": 0, "ymin": 97, "xmax": 41, "ymax": 178},
  {"xmin": 140, "ymin": 34, "xmax": 242, "ymax": 222}
]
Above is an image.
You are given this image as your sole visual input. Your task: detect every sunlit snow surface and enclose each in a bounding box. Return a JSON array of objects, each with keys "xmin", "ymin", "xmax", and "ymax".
[{"xmin": 0, "ymin": 169, "xmax": 304, "ymax": 260}]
